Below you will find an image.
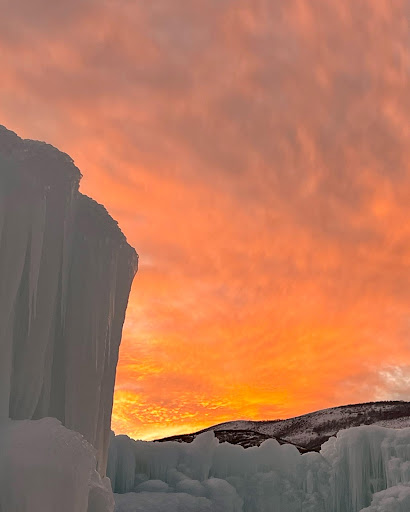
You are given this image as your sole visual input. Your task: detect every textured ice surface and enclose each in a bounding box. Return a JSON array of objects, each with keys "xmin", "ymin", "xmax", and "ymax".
[
  {"xmin": 0, "ymin": 418, "xmax": 114, "ymax": 512},
  {"xmin": 115, "ymin": 492, "xmax": 214, "ymax": 512},
  {"xmin": 360, "ymin": 485, "xmax": 410, "ymax": 511},
  {"xmin": 108, "ymin": 426, "xmax": 410, "ymax": 512},
  {"xmin": 0, "ymin": 125, "xmax": 138, "ymax": 474}
]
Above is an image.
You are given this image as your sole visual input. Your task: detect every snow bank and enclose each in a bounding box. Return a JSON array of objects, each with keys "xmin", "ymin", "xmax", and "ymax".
[
  {"xmin": 115, "ymin": 492, "xmax": 214, "ymax": 512},
  {"xmin": 360, "ymin": 485, "xmax": 410, "ymax": 512},
  {"xmin": 0, "ymin": 125, "xmax": 138, "ymax": 474},
  {"xmin": 108, "ymin": 426, "xmax": 410, "ymax": 512},
  {"xmin": 0, "ymin": 417, "xmax": 114, "ymax": 512}
]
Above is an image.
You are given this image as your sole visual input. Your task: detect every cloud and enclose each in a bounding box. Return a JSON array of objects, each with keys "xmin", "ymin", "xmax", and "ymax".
[
  {"xmin": 1, "ymin": 0, "xmax": 409, "ymax": 438},
  {"xmin": 377, "ymin": 366, "xmax": 410, "ymax": 400}
]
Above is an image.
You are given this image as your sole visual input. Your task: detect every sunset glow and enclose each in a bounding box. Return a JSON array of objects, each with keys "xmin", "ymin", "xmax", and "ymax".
[{"xmin": 1, "ymin": 0, "xmax": 409, "ymax": 440}]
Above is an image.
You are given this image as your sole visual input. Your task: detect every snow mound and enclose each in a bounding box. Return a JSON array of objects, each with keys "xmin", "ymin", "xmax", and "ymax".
[
  {"xmin": 0, "ymin": 417, "xmax": 114, "ymax": 512},
  {"xmin": 360, "ymin": 485, "xmax": 410, "ymax": 511},
  {"xmin": 115, "ymin": 491, "xmax": 214, "ymax": 512}
]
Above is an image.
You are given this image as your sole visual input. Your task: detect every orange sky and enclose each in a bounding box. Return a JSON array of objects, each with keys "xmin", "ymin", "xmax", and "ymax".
[{"xmin": 1, "ymin": 0, "xmax": 410, "ymax": 440}]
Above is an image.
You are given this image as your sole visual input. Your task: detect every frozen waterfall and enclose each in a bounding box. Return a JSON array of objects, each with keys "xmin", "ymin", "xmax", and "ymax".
[
  {"xmin": 108, "ymin": 425, "xmax": 410, "ymax": 512},
  {"xmin": 0, "ymin": 125, "xmax": 138, "ymax": 512},
  {"xmin": 0, "ymin": 125, "xmax": 138, "ymax": 474}
]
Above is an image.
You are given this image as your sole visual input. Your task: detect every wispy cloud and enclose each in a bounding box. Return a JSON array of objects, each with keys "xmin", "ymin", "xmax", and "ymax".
[{"xmin": 1, "ymin": 0, "xmax": 409, "ymax": 439}]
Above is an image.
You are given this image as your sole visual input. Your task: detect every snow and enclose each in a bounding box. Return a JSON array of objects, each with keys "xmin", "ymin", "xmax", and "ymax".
[
  {"xmin": 108, "ymin": 426, "xmax": 410, "ymax": 512},
  {"xmin": 114, "ymin": 492, "xmax": 214, "ymax": 512},
  {"xmin": 0, "ymin": 125, "xmax": 138, "ymax": 475},
  {"xmin": 374, "ymin": 417, "xmax": 410, "ymax": 429},
  {"xmin": 196, "ymin": 402, "xmax": 410, "ymax": 448},
  {"xmin": 360, "ymin": 485, "xmax": 410, "ymax": 511},
  {"xmin": 0, "ymin": 417, "xmax": 114, "ymax": 512}
]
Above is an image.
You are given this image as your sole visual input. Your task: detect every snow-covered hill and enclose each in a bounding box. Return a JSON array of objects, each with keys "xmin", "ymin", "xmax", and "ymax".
[{"xmin": 158, "ymin": 401, "xmax": 410, "ymax": 451}]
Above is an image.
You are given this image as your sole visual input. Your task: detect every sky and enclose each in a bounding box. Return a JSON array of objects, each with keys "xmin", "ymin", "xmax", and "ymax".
[{"xmin": 1, "ymin": 0, "xmax": 410, "ymax": 440}]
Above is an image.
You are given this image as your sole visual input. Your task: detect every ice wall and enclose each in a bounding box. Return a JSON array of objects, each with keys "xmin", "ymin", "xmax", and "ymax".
[
  {"xmin": 107, "ymin": 426, "xmax": 410, "ymax": 512},
  {"xmin": 0, "ymin": 125, "xmax": 138, "ymax": 474}
]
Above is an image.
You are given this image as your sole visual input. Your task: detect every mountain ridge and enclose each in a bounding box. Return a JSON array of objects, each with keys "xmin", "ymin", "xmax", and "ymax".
[{"xmin": 156, "ymin": 400, "xmax": 410, "ymax": 451}]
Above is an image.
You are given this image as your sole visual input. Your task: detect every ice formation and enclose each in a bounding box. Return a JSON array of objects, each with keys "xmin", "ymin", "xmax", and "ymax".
[
  {"xmin": 0, "ymin": 417, "xmax": 115, "ymax": 512},
  {"xmin": 108, "ymin": 425, "xmax": 410, "ymax": 512},
  {"xmin": 0, "ymin": 125, "xmax": 138, "ymax": 472},
  {"xmin": 0, "ymin": 125, "xmax": 137, "ymax": 511}
]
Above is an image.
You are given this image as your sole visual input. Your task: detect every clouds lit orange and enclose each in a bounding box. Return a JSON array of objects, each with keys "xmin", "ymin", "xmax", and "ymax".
[{"xmin": 1, "ymin": 0, "xmax": 409, "ymax": 440}]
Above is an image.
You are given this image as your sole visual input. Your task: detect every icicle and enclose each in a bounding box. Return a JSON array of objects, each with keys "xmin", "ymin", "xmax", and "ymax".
[
  {"xmin": 28, "ymin": 191, "xmax": 46, "ymax": 332},
  {"xmin": 108, "ymin": 426, "xmax": 410, "ymax": 512}
]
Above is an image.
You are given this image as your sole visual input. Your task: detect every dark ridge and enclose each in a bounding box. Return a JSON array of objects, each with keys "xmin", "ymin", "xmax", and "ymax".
[
  {"xmin": 155, "ymin": 401, "xmax": 410, "ymax": 452},
  {"xmin": 199, "ymin": 400, "xmax": 410, "ymax": 432},
  {"xmin": 155, "ymin": 429, "xmax": 311, "ymax": 453}
]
